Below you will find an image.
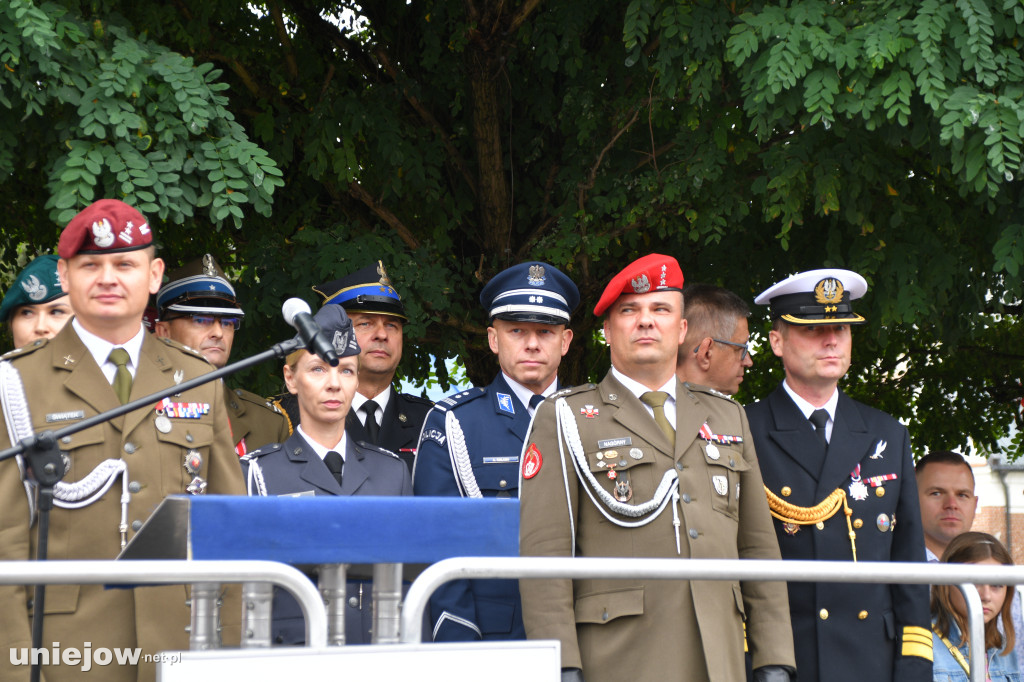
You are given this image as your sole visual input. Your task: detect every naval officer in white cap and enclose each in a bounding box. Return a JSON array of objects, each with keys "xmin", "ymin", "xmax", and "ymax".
[{"xmin": 745, "ymin": 269, "xmax": 932, "ymax": 682}]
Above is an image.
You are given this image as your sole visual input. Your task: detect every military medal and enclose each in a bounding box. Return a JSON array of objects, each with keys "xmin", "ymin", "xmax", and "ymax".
[
  {"xmin": 155, "ymin": 415, "xmax": 172, "ymax": 433},
  {"xmin": 581, "ymin": 405, "xmax": 599, "ymax": 418},
  {"xmin": 614, "ymin": 478, "xmax": 632, "ymax": 502},
  {"xmin": 783, "ymin": 522, "xmax": 800, "ymax": 535},
  {"xmin": 698, "ymin": 422, "xmax": 744, "ymax": 445},
  {"xmin": 848, "ymin": 464, "xmax": 868, "ymax": 501},
  {"xmin": 629, "ymin": 448, "xmax": 643, "ymax": 460},
  {"xmin": 876, "ymin": 513, "xmax": 891, "ymax": 532},
  {"xmin": 866, "ymin": 473, "xmax": 897, "ymax": 487},
  {"xmin": 606, "ymin": 463, "xmax": 617, "ymax": 480},
  {"xmin": 713, "ymin": 475, "xmax": 728, "ymax": 496},
  {"xmin": 705, "ymin": 443, "xmax": 720, "ymax": 461},
  {"xmin": 186, "ymin": 477, "xmax": 207, "ymax": 495},
  {"xmin": 183, "ymin": 450, "xmax": 202, "ymax": 476}
]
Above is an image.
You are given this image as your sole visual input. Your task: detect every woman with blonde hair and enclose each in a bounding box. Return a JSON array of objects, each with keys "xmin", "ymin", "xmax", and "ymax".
[{"xmin": 932, "ymin": 531, "xmax": 1021, "ymax": 681}]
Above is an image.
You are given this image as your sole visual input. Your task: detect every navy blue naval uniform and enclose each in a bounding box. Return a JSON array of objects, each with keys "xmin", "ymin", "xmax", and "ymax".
[
  {"xmin": 746, "ymin": 386, "xmax": 931, "ymax": 682},
  {"xmin": 241, "ymin": 429, "xmax": 412, "ymax": 644},
  {"xmin": 412, "ymin": 372, "xmax": 530, "ymax": 641}
]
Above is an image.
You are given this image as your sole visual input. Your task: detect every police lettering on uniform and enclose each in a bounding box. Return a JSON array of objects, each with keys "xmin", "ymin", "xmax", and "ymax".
[
  {"xmin": 241, "ymin": 303, "xmax": 411, "ymax": 644},
  {"xmin": 413, "ymin": 261, "xmax": 579, "ymax": 642},
  {"xmin": 518, "ymin": 254, "xmax": 795, "ymax": 682},
  {"xmin": 0, "ymin": 255, "xmax": 73, "ymax": 349},
  {"xmin": 0, "ymin": 199, "xmax": 245, "ymax": 682},
  {"xmin": 745, "ymin": 268, "xmax": 932, "ymax": 682},
  {"xmin": 154, "ymin": 254, "xmax": 289, "ymax": 456}
]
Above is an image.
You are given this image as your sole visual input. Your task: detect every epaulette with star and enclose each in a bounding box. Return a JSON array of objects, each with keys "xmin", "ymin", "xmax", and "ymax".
[
  {"xmin": 1, "ymin": 338, "xmax": 48, "ymax": 360},
  {"xmin": 685, "ymin": 382, "xmax": 740, "ymax": 405},
  {"xmin": 356, "ymin": 441, "xmax": 401, "ymax": 459},
  {"xmin": 241, "ymin": 443, "xmax": 283, "ymax": 460},
  {"xmin": 232, "ymin": 387, "xmax": 283, "ymax": 414},
  {"xmin": 430, "ymin": 387, "xmax": 487, "ymax": 413},
  {"xmin": 398, "ymin": 391, "xmax": 434, "ymax": 407},
  {"xmin": 157, "ymin": 336, "xmax": 212, "ymax": 363}
]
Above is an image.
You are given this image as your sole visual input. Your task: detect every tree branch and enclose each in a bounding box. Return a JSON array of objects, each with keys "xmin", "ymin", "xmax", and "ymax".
[
  {"xmin": 347, "ymin": 181, "xmax": 421, "ymax": 250},
  {"xmin": 269, "ymin": 0, "xmax": 300, "ymax": 81}
]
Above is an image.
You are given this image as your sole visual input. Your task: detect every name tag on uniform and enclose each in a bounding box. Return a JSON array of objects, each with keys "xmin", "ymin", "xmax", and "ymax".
[
  {"xmin": 483, "ymin": 456, "xmax": 519, "ymax": 464},
  {"xmin": 597, "ymin": 437, "xmax": 632, "ymax": 449},
  {"xmin": 46, "ymin": 410, "xmax": 85, "ymax": 423}
]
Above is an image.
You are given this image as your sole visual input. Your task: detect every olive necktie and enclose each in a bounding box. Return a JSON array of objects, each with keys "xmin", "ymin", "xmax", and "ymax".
[
  {"xmin": 640, "ymin": 391, "xmax": 674, "ymax": 445},
  {"xmin": 324, "ymin": 450, "xmax": 344, "ymax": 488},
  {"xmin": 108, "ymin": 348, "xmax": 132, "ymax": 405}
]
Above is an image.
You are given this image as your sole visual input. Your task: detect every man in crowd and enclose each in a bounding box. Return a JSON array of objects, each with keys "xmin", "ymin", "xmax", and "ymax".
[
  {"xmin": 287, "ymin": 261, "xmax": 430, "ymax": 472},
  {"xmin": 745, "ymin": 268, "xmax": 932, "ymax": 682},
  {"xmin": 519, "ymin": 253, "xmax": 795, "ymax": 682},
  {"xmin": 0, "ymin": 199, "xmax": 244, "ymax": 682},
  {"xmin": 155, "ymin": 254, "xmax": 289, "ymax": 456},
  {"xmin": 414, "ymin": 261, "xmax": 578, "ymax": 642},
  {"xmin": 915, "ymin": 450, "xmax": 978, "ymax": 562},
  {"xmin": 676, "ymin": 283, "xmax": 753, "ymax": 396}
]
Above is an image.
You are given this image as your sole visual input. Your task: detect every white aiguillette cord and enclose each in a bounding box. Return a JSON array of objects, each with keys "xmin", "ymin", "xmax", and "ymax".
[{"xmin": 0, "ymin": 361, "xmax": 131, "ymax": 547}]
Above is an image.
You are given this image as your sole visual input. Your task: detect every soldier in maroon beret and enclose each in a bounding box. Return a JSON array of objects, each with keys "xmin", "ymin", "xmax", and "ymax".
[{"xmin": 0, "ymin": 199, "xmax": 244, "ymax": 682}]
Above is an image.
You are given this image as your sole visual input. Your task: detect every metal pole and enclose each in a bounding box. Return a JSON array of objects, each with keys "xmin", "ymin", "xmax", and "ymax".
[
  {"xmin": 0, "ymin": 560, "xmax": 327, "ymax": 648},
  {"xmin": 187, "ymin": 582, "xmax": 222, "ymax": 649},
  {"xmin": 240, "ymin": 581, "xmax": 274, "ymax": 648},
  {"xmin": 372, "ymin": 563, "xmax": 403, "ymax": 644},
  {"xmin": 319, "ymin": 563, "xmax": 347, "ymax": 646}
]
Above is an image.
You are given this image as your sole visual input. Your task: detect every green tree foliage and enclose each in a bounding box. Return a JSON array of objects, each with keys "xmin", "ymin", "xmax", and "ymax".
[{"xmin": 1, "ymin": 0, "xmax": 1022, "ymax": 457}]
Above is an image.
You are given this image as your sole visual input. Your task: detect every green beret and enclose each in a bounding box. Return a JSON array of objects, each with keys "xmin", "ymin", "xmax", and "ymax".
[{"xmin": 0, "ymin": 255, "xmax": 66, "ymax": 323}]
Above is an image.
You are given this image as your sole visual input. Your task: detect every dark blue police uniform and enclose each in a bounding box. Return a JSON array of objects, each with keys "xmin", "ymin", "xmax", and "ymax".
[{"xmin": 412, "ymin": 372, "xmax": 532, "ymax": 641}]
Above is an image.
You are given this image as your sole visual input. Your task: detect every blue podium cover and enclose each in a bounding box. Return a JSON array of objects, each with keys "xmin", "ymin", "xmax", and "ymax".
[{"xmin": 186, "ymin": 496, "xmax": 520, "ymax": 564}]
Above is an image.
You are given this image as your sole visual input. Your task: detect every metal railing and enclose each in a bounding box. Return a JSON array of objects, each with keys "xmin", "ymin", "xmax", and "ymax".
[
  {"xmin": 401, "ymin": 556, "xmax": 1018, "ymax": 682},
  {"xmin": 0, "ymin": 560, "xmax": 328, "ymax": 647}
]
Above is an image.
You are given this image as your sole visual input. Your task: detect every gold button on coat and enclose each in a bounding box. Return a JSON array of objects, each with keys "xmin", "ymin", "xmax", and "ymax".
[
  {"xmin": 858, "ymin": 611, "xmax": 868, "ymax": 620},
  {"xmin": 819, "ymin": 609, "xmax": 829, "ymax": 620},
  {"xmin": 875, "ymin": 487, "xmax": 885, "ymax": 497},
  {"xmin": 853, "ymin": 519, "xmax": 863, "ymax": 529},
  {"xmin": 781, "ymin": 486, "xmax": 792, "ymax": 497}
]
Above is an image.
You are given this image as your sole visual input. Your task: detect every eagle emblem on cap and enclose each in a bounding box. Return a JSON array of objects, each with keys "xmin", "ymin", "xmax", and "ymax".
[
  {"xmin": 814, "ymin": 278, "xmax": 844, "ymax": 313},
  {"xmin": 91, "ymin": 218, "xmax": 115, "ymax": 248},
  {"xmin": 22, "ymin": 275, "xmax": 47, "ymax": 301},
  {"xmin": 376, "ymin": 261, "xmax": 393, "ymax": 287},
  {"xmin": 631, "ymin": 273, "xmax": 651, "ymax": 294},
  {"xmin": 202, "ymin": 254, "xmax": 217, "ymax": 277},
  {"xmin": 527, "ymin": 264, "xmax": 546, "ymax": 286}
]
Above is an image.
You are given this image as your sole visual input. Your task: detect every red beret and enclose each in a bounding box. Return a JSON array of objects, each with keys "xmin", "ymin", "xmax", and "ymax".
[
  {"xmin": 593, "ymin": 253, "xmax": 684, "ymax": 316},
  {"xmin": 57, "ymin": 199, "xmax": 153, "ymax": 259}
]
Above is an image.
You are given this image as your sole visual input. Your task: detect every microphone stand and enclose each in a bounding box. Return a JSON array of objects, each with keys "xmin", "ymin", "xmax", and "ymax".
[{"xmin": 0, "ymin": 335, "xmax": 304, "ymax": 682}]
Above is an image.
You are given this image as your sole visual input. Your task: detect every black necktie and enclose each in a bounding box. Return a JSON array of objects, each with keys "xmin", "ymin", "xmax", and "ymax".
[
  {"xmin": 529, "ymin": 394, "xmax": 545, "ymax": 411},
  {"xmin": 324, "ymin": 450, "xmax": 344, "ymax": 488},
  {"xmin": 809, "ymin": 409, "xmax": 830, "ymax": 449},
  {"xmin": 362, "ymin": 400, "xmax": 380, "ymax": 444}
]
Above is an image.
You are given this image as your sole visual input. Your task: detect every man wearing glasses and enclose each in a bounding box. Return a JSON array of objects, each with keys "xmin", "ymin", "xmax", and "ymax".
[
  {"xmin": 676, "ymin": 284, "xmax": 753, "ymax": 396},
  {"xmin": 155, "ymin": 254, "xmax": 289, "ymax": 456}
]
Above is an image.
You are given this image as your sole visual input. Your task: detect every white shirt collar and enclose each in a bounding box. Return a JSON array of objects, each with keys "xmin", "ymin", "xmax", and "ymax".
[
  {"xmin": 782, "ymin": 380, "xmax": 838, "ymax": 441},
  {"xmin": 502, "ymin": 372, "xmax": 557, "ymax": 417},
  {"xmin": 296, "ymin": 424, "xmax": 347, "ymax": 462},
  {"xmin": 352, "ymin": 386, "xmax": 392, "ymax": 426},
  {"xmin": 72, "ymin": 318, "xmax": 146, "ymax": 383},
  {"xmin": 610, "ymin": 367, "xmax": 677, "ymax": 428}
]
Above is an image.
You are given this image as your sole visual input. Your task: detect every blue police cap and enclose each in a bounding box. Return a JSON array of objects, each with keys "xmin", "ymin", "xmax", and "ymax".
[
  {"xmin": 0, "ymin": 255, "xmax": 67, "ymax": 323},
  {"xmin": 311, "ymin": 261, "xmax": 407, "ymax": 322},
  {"xmin": 480, "ymin": 262, "xmax": 580, "ymax": 325},
  {"xmin": 156, "ymin": 254, "xmax": 245, "ymax": 320},
  {"xmin": 286, "ymin": 303, "xmax": 361, "ymax": 366}
]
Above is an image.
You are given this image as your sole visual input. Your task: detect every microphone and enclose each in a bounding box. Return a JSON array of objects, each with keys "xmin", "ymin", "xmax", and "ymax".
[{"xmin": 281, "ymin": 298, "xmax": 340, "ymax": 366}]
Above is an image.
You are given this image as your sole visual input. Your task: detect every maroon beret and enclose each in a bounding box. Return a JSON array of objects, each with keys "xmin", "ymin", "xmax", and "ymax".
[
  {"xmin": 593, "ymin": 253, "xmax": 684, "ymax": 316},
  {"xmin": 57, "ymin": 199, "xmax": 153, "ymax": 259}
]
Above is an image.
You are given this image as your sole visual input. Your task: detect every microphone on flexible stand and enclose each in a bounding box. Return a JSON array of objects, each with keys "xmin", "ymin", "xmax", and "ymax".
[{"xmin": 281, "ymin": 298, "xmax": 340, "ymax": 366}]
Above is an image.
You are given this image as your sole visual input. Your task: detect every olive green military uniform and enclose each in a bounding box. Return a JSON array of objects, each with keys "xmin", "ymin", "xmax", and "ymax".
[
  {"xmin": 0, "ymin": 324, "xmax": 245, "ymax": 682},
  {"xmin": 225, "ymin": 385, "xmax": 289, "ymax": 456},
  {"xmin": 518, "ymin": 372, "xmax": 795, "ymax": 682}
]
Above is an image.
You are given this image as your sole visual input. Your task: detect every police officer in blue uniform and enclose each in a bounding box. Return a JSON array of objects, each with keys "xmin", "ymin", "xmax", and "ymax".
[
  {"xmin": 242, "ymin": 304, "xmax": 411, "ymax": 644},
  {"xmin": 745, "ymin": 269, "xmax": 932, "ymax": 682},
  {"xmin": 412, "ymin": 262, "xmax": 579, "ymax": 641}
]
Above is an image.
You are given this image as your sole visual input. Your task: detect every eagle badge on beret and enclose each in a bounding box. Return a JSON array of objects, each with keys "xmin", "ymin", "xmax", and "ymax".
[{"xmin": 630, "ymin": 273, "xmax": 650, "ymax": 294}]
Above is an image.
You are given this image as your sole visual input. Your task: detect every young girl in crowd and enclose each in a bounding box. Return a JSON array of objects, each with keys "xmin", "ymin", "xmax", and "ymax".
[{"xmin": 932, "ymin": 531, "xmax": 1021, "ymax": 682}]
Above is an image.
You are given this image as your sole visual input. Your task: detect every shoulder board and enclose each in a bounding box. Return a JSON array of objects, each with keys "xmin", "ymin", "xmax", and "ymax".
[
  {"xmin": 431, "ymin": 387, "xmax": 487, "ymax": 413},
  {"xmin": 356, "ymin": 441, "xmax": 400, "ymax": 459},
  {"xmin": 1, "ymin": 338, "xmax": 48, "ymax": 360},
  {"xmin": 685, "ymin": 382, "xmax": 740, "ymax": 405},
  {"xmin": 553, "ymin": 383, "xmax": 597, "ymax": 398},
  {"xmin": 398, "ymin": 391, "xmax": 434, "ymax": 407},
  {"xmin": 243, "ymin": 442, "xmax": 284, "ymax": 459},
  {"xmin": 158, "ymin": 336, "xmax": 211, "ymax": 363},
  {"xmin": 234, "ymin": 388, "xmax": 282, "ymax": 414}
]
